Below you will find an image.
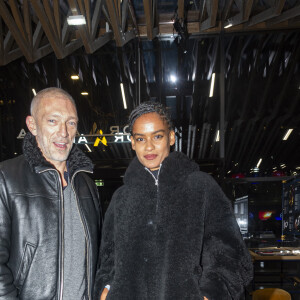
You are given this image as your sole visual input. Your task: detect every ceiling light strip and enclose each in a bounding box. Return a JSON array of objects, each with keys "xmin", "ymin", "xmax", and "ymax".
[
  {"xmin": 256, "ymin": 158, "xmax": 262, "ymax": 168},
  {"xmin": 85, "ymin": 144, "xmax": 92, "ymax": 152},
  {"xmin": 224, "ymin": 23, "xmax": 233, "ymax": 29},
  {"xmin": 283, "ymin": 129, "xmax": 293, "ymax": 140},
  {"xmin": 120, "ymin": 83, "xmax": 127, "ymax": 109},
  {"xmin": 215, "ymin": 130, "xmax": 220, "ymax": 142},
  {"xmin": 209, "ymin": 73, "xmax": 215, "ymax": 98}
]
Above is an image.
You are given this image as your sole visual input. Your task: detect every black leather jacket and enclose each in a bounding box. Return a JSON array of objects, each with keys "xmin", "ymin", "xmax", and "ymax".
[{"xmin": 0, "ymin": 133, "xmax": 101, "ymax": 299}]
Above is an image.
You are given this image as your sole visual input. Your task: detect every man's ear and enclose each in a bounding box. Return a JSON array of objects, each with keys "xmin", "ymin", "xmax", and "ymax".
[
  {"xmin": 169, "ymin": 130, "xmax": 175, "ymax": 146},
  {"xmin": 26, "ymin": 116, "xmax": 37, "ymax": 136},
  {"xmin": 130, "ymin": 136, "xmax": 136, "ymax": 150}
]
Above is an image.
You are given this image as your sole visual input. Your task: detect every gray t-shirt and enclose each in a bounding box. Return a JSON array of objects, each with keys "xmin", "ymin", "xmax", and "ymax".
[{"xmin": 62, "ymin": 181, "xmax": 87, "ymax": 299}]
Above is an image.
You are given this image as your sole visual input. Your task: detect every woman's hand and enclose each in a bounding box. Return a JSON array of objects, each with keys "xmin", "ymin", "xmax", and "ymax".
[{"xmin": 100, "ymin": 288, "xmax": 109, "ymax": 300}]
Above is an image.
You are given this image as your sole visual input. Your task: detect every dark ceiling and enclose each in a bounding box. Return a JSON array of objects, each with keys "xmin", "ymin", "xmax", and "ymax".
[{"xmin": 0, "ymin": 0, "xmax": 300, "ymax": 182}]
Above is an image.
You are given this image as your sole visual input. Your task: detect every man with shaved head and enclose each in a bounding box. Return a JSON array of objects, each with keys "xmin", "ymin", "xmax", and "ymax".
[{"xmin": 0, "ymin": 87, "xmax": 101, "ymax": 299}]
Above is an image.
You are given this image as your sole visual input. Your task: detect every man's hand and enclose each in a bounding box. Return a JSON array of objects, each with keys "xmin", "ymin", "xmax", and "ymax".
[
  {"xmin": 100, "ymin": 287, "xmax": 109, "ymax": 300},
  {"xmin": 204, "ymin": 297, "xmax": 208, "ymax": 300}
]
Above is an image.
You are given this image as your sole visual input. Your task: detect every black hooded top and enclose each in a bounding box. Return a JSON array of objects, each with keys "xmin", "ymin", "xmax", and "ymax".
[{"xmin": 94, "ymin": 151, "xmax": 252, "ymax": 300}]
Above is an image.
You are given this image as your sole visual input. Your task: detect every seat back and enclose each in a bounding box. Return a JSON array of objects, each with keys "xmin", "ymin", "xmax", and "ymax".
[{"xmin": 252, "ymin": 288, "xmax": 291, "ymax": 300}]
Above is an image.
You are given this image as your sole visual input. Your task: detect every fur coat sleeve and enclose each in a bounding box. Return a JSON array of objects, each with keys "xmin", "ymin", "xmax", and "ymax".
[
  {"xmin": 93, "ymin": 191, "xmax": 117, "ymax": 300},
  {"xmin": 199, "ymin": 175, "xmax": 253, "ymax": 299}
]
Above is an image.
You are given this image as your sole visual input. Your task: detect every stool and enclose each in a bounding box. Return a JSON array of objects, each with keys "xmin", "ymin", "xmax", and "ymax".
[{"xmin": 252, "ymin": 288, "xmax": 291, "ymax": 300}]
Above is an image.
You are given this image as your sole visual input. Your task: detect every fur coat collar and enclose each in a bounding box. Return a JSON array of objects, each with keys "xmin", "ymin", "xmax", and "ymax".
[{"xmin": 124, "ymin": 151, "xmax": 199, "ymax": 187}]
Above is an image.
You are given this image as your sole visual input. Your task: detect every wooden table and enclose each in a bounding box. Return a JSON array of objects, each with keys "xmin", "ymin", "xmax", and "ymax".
[
  {"xmin": 250, "ymin": 247, "xmax": 300, "ymax": 261},
  {"xmin": 249, "ymin": 247, "xmax": 300, "ymax": 292}
]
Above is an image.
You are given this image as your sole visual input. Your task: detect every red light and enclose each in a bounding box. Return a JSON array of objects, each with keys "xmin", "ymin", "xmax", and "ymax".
[
  {"xmin": 259, "ymin": 211, "xmax": 273, "ymax": 220},
  {"xmin": 231, "ymin": 173, "xmax": 245, "ymax": 179},
  {"xmin": 272, "ymin": 170, "xmax": 285, "ymax": 177}
]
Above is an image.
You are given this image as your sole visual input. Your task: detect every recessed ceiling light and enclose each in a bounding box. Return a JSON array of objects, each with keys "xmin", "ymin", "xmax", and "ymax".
[
  {"xmin": 170, "ymin": 74, "xmax": 177, "ymax": 83},
  {"xmin": 67, "ymin": 15, "xmax": 86, "ymax": 26},
  {"xmin": 81, "ymin": 92, "xmax": 88, "ymax": 95},
  {"xmin": 71, "ymin": 75, "xmax": 79, "ymax": 80}
]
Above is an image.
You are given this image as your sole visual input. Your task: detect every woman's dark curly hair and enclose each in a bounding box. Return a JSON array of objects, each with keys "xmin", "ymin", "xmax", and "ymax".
[{"xmin": 128, "ymin": 101, "xmax": 173, "ymax": 134}]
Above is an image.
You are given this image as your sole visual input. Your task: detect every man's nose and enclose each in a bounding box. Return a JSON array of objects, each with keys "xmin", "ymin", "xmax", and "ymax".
[{"xmin": 58, "ymin": 123, "xmax": 69, "ymax": 137}]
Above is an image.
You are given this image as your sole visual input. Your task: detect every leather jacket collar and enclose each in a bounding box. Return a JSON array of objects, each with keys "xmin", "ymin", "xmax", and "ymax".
[{"xmin": 22, "ymin": 132, "xmax": 94, "ymax": 177}]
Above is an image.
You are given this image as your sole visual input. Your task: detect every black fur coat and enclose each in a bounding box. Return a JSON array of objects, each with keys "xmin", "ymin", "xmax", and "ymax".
[{"xmin": 94, "ymin": 151, "xmax": 253, "ymax": 300}]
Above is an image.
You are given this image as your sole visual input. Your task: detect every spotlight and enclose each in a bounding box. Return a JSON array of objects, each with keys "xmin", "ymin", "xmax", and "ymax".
[
  {"xmin": 67, "ymin": 15, "xmax": 86, "ymax": 25},
  {"xmin": 170, "ymin": 74, "xmax": 177, "ymax": 83}
]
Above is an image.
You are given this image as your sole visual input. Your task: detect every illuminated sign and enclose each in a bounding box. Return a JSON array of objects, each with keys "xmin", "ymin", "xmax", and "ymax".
[
  {"xmin": 76, "ymin": 126, "xmax": 131, "ymax": 146},
  {"xmin": 95, "ymin": 180, "xmax": 104, "ymax": 187},
  {"xmin": 17, "ymin": 129, "xmax": 27, "ymax": 139},
  {"xmin": 17, "ymin": 125, "xmax": 131, "ymax": 147}
]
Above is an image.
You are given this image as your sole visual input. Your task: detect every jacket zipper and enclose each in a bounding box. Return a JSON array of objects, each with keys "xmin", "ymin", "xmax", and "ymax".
[
  {"xmin": 39, "ymin": 168, "xmax": 64, "ymax": 300},
  {"xmin": 145, "ymin": 165, "xmax": 161, "ymax": 214},
  {"xmin": 144, "ymin": 165, "xmax": 161, "ymax": 188},
  {"xmin": 71, "ymin": 169, "xmax": 93, "ymax": 300},
  {"xmin": 39, "ymin": 168, "xmax": 92, "ymax": 300}
]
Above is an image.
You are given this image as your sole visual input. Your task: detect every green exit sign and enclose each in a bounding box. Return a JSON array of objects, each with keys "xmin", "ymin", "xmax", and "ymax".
[{"xmin": 95, "ymin": 180, "xmax": 104, "ymax": 187}]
